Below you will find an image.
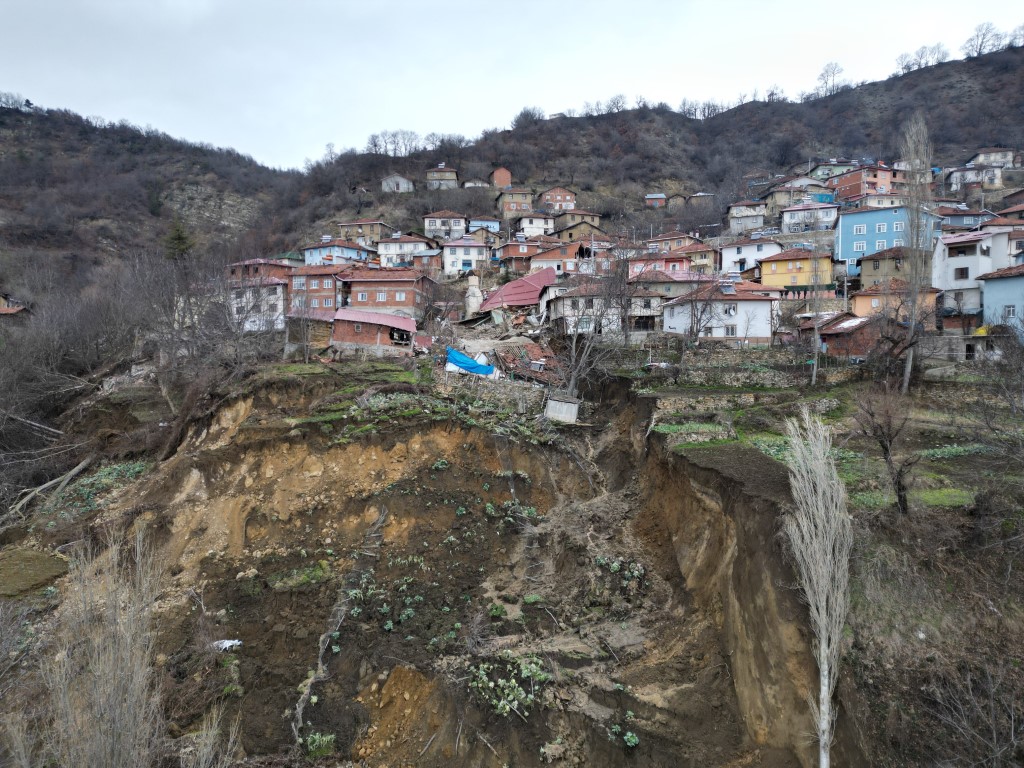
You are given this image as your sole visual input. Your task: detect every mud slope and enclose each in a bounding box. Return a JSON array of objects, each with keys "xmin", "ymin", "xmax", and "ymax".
[{"xmin": 101, "ymin": 387, "xmax": 860, "ymax": 767}]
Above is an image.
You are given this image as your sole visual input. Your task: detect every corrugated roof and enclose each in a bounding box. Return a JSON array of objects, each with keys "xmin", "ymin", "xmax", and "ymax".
[{"xmin": 479, "ymin": 267, "xmax": 557, "ymax": 312}]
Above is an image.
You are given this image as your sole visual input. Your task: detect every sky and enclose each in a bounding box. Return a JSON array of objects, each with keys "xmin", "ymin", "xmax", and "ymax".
[{"xmin": 2, "ymin": 1, "xmax": 1016, "ymax": 170}]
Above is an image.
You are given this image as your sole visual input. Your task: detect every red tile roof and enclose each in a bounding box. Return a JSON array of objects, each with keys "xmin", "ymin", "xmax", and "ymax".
[
  {"xmin": 997, "ymin": 203, "xmax": 1024, "ymax": 215},
  {"xmin": 479, "ymin": 268, "xmax": 557, "ymax": 312},
  {"xmin": 976, "ymin": 264, "xmax": 1024, "ymax": 281}
]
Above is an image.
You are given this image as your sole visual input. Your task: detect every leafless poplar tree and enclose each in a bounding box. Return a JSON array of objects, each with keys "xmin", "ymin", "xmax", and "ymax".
[
  {"xmin": 898, "ymin": 112, "xmax": 934, "ymax": 393},
  {"xmin": 783, "ymin": 408, "xmax": 852, "ymax": 768}
]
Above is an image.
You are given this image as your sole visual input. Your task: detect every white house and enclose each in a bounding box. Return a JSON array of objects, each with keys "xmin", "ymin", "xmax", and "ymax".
[
  {"xmin": 230, "ymin": 278, "xmax": 287, "ymax": 332},
  {"xmin": 945, "ymin": 165, "xmax": 1003, "ymax": 192},
  {"xmin": 548, "ymin": 283, "xmax": 663, "ymax": 335},
  {"xmin": 423, "ymin": 210, "xmax": 467, "ymax": 240},
  {"xmin": 781, "ymin": 202, "xmax": 839, "ymax": 234},
  {"xmin": 442, "ymin": 238, "xmax": 490, "ymax": 276},
  {"xmin": 663, "ymin": 283, "xmax": 777, "ymax": 343},
  {"xmin": 727, "ymin": 201, "xmax": 767, "ymax": 235},
  {"xmin": 931, "ymin": 230, "xmax": 1012, "ymax": 315},
  {"xmin": 377, "ymin": 234, "xmax": 436, "ymax": 268},
  {"xmin": 381, "ymin": 173, "xmax": 414, "ymax": 193},
  {"xmin": 721, "ymin": 237, "xmax": 783, "ymax": 274},
  {"xmin": 514, "ymin": 212, "xmax": 555, "ymax": 238}
]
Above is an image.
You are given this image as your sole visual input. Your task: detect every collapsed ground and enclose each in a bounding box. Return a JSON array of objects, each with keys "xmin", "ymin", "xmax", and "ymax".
[{"xmin": 1, "ymin": 354, "xmax": 1022, "ymax": 767}]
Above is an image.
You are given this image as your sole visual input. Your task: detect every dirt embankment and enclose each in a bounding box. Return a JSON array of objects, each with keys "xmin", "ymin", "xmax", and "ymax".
[{"xmin": 65, "ymin": 383, "xmax": 864, "ymax": 767}]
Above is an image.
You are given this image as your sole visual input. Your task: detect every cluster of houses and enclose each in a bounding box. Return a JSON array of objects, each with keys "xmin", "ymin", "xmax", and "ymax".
[{"xmin": 213, "ymin": 150, "xmax": 1024, "ymax": 360}]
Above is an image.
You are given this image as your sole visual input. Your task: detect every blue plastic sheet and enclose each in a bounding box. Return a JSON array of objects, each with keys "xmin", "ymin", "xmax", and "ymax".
[{"xmin": 446, "ymin": 346, "xmax": 494, "ymax": 376}]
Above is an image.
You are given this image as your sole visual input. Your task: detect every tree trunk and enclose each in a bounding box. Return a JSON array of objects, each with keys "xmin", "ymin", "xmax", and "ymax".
[
  {"xmin": 819, "ymin": 660, "xmax": 832, "ymax": 768},
  {"xmin": 900, "ymin": 347, "xmax": 914, "ymax": 394}
]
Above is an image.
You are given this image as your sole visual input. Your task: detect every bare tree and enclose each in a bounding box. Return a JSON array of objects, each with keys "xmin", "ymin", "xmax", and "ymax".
[
  {"xmin": 961, "ymin": 22, "xmax": 1005, "ymax": 57},
  {"xmin": 853, "ymin": 385, "xmax": 919, "ymax": 515},
  {"xmin": 817, "ymin": 62, "xmax": 845, "ymax": 97},
  {"xmin": 40, "ymin": 533, "xmax": 164, "ymax": 767},
  {"xmin": 928, "ymin": 662, "xmax": 1023, "ymax": 767},
  {"xmin": 783, "ymin": 408, "xmax": 852, "ymax": 768},
  {"xmin": 897, "ymin": 112, "xmax": 934, "ymax": 393}
]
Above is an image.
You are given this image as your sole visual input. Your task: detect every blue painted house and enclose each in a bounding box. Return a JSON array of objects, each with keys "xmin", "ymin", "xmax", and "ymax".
[
  {"xmin": 301, "ymin": 238, "xmax": 374, "ymax": 266},
  {"xmin": 934, "ymin": 206, "xmax": 996, "ymax": 228},
  {"xmin": 469, "ymin": 216, "xmax": 501, "ymax": 233},
  {"xmin": 834, "ymin": 206, "xmax": 940, "ymax": 276},
  {"xmin": 977, "ymin": 263, "xmax": 1024, "ymax": 335}
]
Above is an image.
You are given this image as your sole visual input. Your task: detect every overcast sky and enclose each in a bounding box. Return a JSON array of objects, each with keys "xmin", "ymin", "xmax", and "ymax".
[{"xmin": 2, "ymin": 1, "xmax": 1016, "ymax": 170}]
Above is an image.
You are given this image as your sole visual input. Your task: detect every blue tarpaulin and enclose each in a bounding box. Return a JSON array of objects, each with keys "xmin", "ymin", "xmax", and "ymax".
[{"xmin": 446, "ymin": 346, "xmax": 494, "ymax": 376}]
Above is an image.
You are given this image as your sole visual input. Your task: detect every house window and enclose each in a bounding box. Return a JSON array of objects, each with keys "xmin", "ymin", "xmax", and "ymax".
[
  {"xmin": 233, "ymin": 289, "xmax": 243, "ymax": 300},
  {"xmin": 310, "ymin": 298, "xmax": 319, "ymax": 308},
  {"xmin": 725, "ymin": 325, "xmax": 737, "ymax": 337},
  {"xmin": 1004, "ymin": 305, "xmax": 1017, "ymax": 319},
  {"xmin": 756, "ymin": 244, "xmax": 763, "ymax": 252},
  {"xmin": 354, "ymin": 323, "xmax": 362, "ymax": 333},
  {"xmin": 396, "ymin": 291, "xmax": 406, "ymax": 302},
  {"xmin": 873, "ymin": 260, "xmax": 880, "ymax": 270},
  {"xmin": 871, "ymin": 298, "xmax": 880, "ymax": 308},
  {"xmin": 736, "ymin": 247, "xmax": 742, "ymax": 254},
  {"xmin": 585, "ymin": 298, "xmax": 594, "ymax": 309},
  {"xmin": 323, "ymin": 279, "xmax": 332, "ymax": 288},
  {"xmin": 570, "ymin": 299, "xmax": 579, "ymax": 310},
  {"xmin": 893, "ymin": 221, "xmax": 905, "ymax": 231},
  {"xmin": 790, "ymin": 276, "xmax": 798, "ymax": 284},
  {"xmin": 376, "ymin": 291, "xmax": 387, "ymax": 301},
  {"xmin": 643, "ymin": 299, "xmax": 652, "ymax": 309},
  {"xmin": 268, "ymin": 303, "xmax": 277, "ymax": 313},
  {"xmin": 578, "ymin": 317, "xmax": 592, "ymax": 331},
  {"xmin": 876, "ymin": 223, "xmax": 887, "ymax": 233},
  {"xmin": 357, "ymin": 292, "xmax": 368, "ymax": 302},
  {"xmin": 954, "ymin": 267, "xmax": 969, "ymax": 280},
  {"xmin": 893, "ymin": 239, "xmax": 904, "ymax": 247},
  {"xmin": 519, "ymin": 245, "xmax": 527, "ymax": 253},
  {"xmin": 853, "ymin": 242, "xmax": 866, "ymax": 252},
  {"xmin": 954, "ymin": 291, "xmax": 964, "ymax": 303},
  {"xmin": 787, "ymin": 262, "xmax": 794, "ymax": 270},
  {"xmin": 510, "ymin": 203, "xmax": 517, "ymax": 210},
  {"xmin": 293, "ymin": 277, "xmax": 306, "ymax": 289},
  {"xmin": 964, "ymin": 217, "xmax": 974, "ymax": 224},
  {"xmin": 771, "ymin": 263, "xmax": 777, "ymax": 271},
  {"xmin": 670, "ymin": 263, "xmax": 678, "ymax": 271},
  {"xmin": 462, "ymin": 260, "xmax": 473, "ymax": 270},
  {"xmin": 875, "ymin": 240, "xmax": 886, "ymax": 250},
  {"xmin": 853, "ymin": 224, "xmax": 867, "ymax": 235}
]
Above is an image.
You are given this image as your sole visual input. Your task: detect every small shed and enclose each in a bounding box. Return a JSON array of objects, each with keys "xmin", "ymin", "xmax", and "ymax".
[{"xmin": 545, "ymin": 393, "xmax": 580, "ymax": 424}]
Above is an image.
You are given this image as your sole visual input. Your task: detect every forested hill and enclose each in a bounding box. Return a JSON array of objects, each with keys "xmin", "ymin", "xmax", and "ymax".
[{"xmin": 2, "ymin": 45, "xmax": 1023, "ymax": 283}]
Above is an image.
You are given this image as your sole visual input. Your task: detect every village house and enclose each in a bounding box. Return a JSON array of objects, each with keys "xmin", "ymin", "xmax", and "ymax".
[
  {"xmin": 423, "ymin": 210, "xmax": 468, "ymax": 240},
  {"xmin": 442, "ymin": 237, "xmax": 490, "ymax": 276},
  {"xmin": 932, "ymin": 230, "xmax": 1014, "ymax": 320},
  {"xmin": 496, "ymin": 188, "xmax": 533, "ymax": 218},
  {"xmin": 376, "ymin": 233, "xmax": 438, "ymax": 268},
  {"xmin": 463, "ymin": 178, "xmax": 489, "ymax": 188},
  {"xmin": 663, "ymin": 282, "xmax": 778, "ymax": 343},
  {"xmin": 806, "ymin": 160, "xmax": 861, "ymax": 181},
  {"xmin": 849, "ymin": 279, "xmax": 941, "ymax": 326},
  {"xmin": 553, "ymin": 210, "xmax": 602, "ymax": 231},
  {"xmin": 721, "ymin": 237, "xmax": 783, "ymax": 274},
  {"xmin": 857, "ymin": 246, "xmax": 913, "ymax": 286},
  {"xmin": 225, "ymin": 269, "xmax": 288, "ymax": 333},
  {"xmin": 468, "ymin": 216, "xmax": 502, "ymax": 233},
  {"xmin": 726, "ymin": 200, "xmax": 767, "ymax": 235},
  {"xmin": 934, "ymin": 206, "xmax": 996, "ymax": 229},
  {"xmin": 834, "ymin": 206, "xmax": 941, "ymax": 276},
  {"xmin": 535, "ymin": 186, "xmax": 577, "ymax": 211},
  {"xmin": 339, "ymin": 268, "xmax": 434, "ymax": 321},
  {"xmin": 945, "ymin": 165, "xmax": 1002, "ymax": 193},
  {"xmin": 380, "ymin": 174, "xmax": 414, "ymax": 194},
  {"xmin": 490, "ymin": 167, "xmax": 512, "ymax": 189},
  {"xmin": 548, "ymin": 282, "xmax": 664, "ymax": 335},
  {"xmin": 781, "ymin": 202, "xmax": 839, "ymax": 234},
  {"xmin": 965, "ymin": 148, "xmax": 1020, "ymax": 168},
  {"xmin": 552, "ymin": 220, "xmax": 608, "ymax": 243},
  {"xmin": 465, "ymin": 227, "xmax": 499, "ymax": 248},
  {"xmin": 531, "ymin": 242, "xmax": 590, "ymax": 276},
  {"xmin": 331, "ymin": 308, "xmax": 417, "ymax": 357},
  {"xmin": 300, "ymin": 238, "xmax": 374, "ymax": 266},
  {"xmin": 285, "ymin": 307, "xmax": 335, "ymax": 350},
  {"xmin": 338, "ymin": 218, "xmax": 394, "ymax": 245},
  {"xmin": 289, "ymin": 265, "xmax": 348, "ymax": 313},
  {"xmin": 513, "ymin": 212, "xmax": 555, "ymax": 238},
  {"xmin": 826, "ymin": 165, "xmax": 906, "ymax": 201},
  {"xmin": 758, "ymin": 249, "xmax": 834, "ymax": 299},
  {"xmin": 816, "ymin": 313, "xmax": 880, "ymax": 358},
  {"xmin": 976, "ymin": 264, "xmax": 1024, "ymax": 331},
  {"xmin": 227, "ymin": 258, "xmax": 295, "ymax": 283},
  {"xmin": 496, "ymin": 240, "xmax": 544, "ymax": 275},
  {"xmin": 630, "ymin": 270, "xmax": 716, "ymax": 299},
  {"xmin": 425, "ymin": 163, "xmax": 458, "ymax": 190},
  {"xmin": 644, "ymin": 193, "xmax": 667, "ymax": 208},
  {"xmin": 627, "ymin": 250, "xmax": 692, "ymax": 277},
  {"xmin": 845, "ymin": 192, "xmax": 907, "ymax": 209}
]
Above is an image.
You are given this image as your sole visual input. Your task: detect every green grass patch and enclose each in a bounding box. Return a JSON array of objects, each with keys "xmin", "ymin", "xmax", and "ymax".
[
  {"xmin": 653, "ymin": 422, "xmax": 726, "ymax": 435},
  {"xmin": 917, "ymin": 443, "xmax": 992, "ymax": 460},
  {"xmin": 913, "ymin": 487, "xmax": 974, "ymax": 508},
  {"xmin": 850, "ymin": 489, "xmax": 892, "ymax": 510},
  {"xmin": 267, "ymin": 560, "xmax": 332, "ymax": 591}
]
